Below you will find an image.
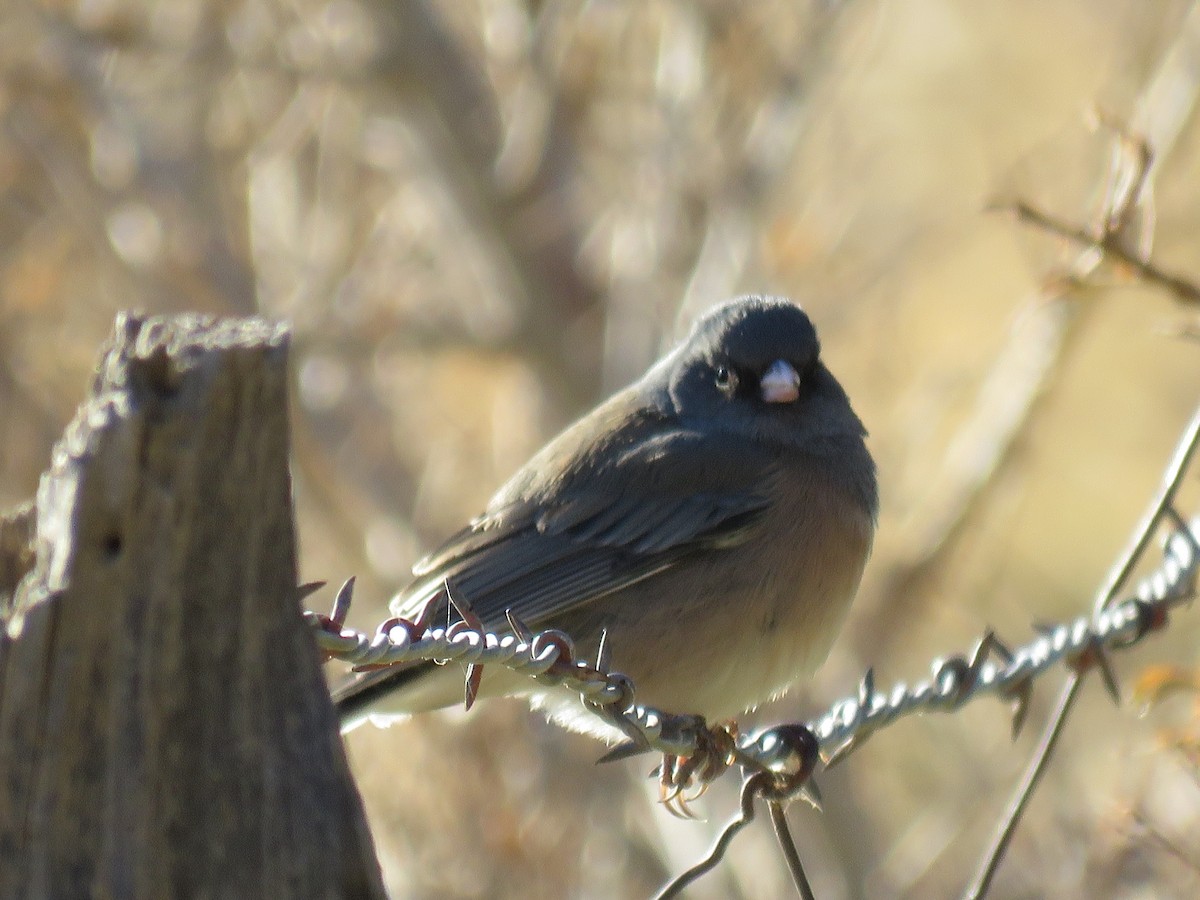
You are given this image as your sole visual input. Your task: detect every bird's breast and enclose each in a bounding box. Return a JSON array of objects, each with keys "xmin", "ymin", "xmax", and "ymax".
[{"xmin": 588, "ymin": 463, "xmax": 874, "ymax": 723}]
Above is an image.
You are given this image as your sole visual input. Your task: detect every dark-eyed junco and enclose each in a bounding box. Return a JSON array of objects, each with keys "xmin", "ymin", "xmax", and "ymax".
[{"xmin": 335, "ymin": 295, "xmax": 877, "ymax": 741}]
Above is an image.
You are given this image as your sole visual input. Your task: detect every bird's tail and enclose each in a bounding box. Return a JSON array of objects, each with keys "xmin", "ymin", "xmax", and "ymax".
[{"xmin": 332, "ymin": 661, "xmax": 438, "ymax": 734}]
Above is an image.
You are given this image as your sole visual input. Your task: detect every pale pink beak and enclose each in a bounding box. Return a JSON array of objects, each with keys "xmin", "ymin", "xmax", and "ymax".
[{"xmin": 759, "ymin": 359, "xmax": 801, "ymax": 403}]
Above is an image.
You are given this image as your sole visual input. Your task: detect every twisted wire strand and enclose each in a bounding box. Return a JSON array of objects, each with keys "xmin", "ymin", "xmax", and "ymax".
[
  {"xmin": 311, "ymin": 517, "xmax": 1200, "ymax": 771},
  {"xmin": 311, "ymin": 610, "xmax": 707, "ymax": 755},
  {"xmin": 807, "ymin": 522, "xmax": 1199, "ymax": 756}
]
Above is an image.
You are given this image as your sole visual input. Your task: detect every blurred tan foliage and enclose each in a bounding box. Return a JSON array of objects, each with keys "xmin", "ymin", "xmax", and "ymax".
[{"xmin": 5, "ymin": 0, "xmax": 1200, "ymax": 896}]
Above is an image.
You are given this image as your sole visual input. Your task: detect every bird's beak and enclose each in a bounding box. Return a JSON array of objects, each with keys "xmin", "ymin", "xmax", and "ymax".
[{"xmin": 759, "ymin": 359, "xmax": 801, "ymax": 404}]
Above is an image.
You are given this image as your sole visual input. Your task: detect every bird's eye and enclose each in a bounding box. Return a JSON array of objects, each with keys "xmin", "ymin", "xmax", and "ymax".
[{"xmin": 714, "ymin": 365, "xmax": 738, "ymax": 394}]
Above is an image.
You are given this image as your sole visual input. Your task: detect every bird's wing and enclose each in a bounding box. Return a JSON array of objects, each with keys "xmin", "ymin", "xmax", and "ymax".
[{"xmin": 391, "ymin": 420, "xmax": 779, "ymax": 631}]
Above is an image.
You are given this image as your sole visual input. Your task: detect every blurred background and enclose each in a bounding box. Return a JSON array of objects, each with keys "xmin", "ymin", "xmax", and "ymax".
[{"xmin": 4, "ymin": 0, "xmax": 1200, "ymax": 896}]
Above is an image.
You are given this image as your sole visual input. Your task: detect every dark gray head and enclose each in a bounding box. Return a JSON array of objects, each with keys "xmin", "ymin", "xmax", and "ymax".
[{"xmin": 659, "ymin": 295, "xmax": 870, "ymax": 458}]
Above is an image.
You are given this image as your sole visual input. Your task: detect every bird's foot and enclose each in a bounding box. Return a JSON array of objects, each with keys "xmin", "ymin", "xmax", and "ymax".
[{"xmin": 657, "ymin": 720, "xmax": 740, "ymax": 819}]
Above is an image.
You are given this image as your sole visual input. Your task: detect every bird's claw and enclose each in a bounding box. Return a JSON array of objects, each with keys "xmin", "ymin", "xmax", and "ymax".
[{"xmin": 654, "ymin": 721, "xmax": 740, "ymax": 818}]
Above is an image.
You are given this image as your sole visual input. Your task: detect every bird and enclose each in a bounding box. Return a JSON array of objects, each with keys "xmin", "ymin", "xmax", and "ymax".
[{"xmin": 333, "ymin": 295, "xmax": 877, "ymax": 744}]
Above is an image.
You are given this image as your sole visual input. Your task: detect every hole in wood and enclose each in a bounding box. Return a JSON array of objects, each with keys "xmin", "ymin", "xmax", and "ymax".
[{"xmin": 101, "ymin": 531, "xmax": 123, "ymax": 559}]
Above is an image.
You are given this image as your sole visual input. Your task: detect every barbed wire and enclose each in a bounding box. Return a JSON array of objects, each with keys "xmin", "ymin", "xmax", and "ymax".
[
  {"xmin": 310, "ymin": 585, "xmax": 714, "ymax": 759},
  {"xmin": 309, "ymin": 504, "xmax": 1199, "ymax": 772},
  {"xmin": 812, "ymin": 514, "xmax": 1200, "ymax": 763},
  {"xmin": 309, "ymin": 500, "xmax": 1200, "ymax": 898}
]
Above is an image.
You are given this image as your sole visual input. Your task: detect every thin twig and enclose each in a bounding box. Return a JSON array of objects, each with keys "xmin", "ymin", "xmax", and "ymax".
[
  {"xmin": 1004, "ymin": 200, "xmax": 1200, "ymax": 305},
  {"xmin": 768, "ymin": 801, "xmax": 817, "ymax": 900},
  {"xmin": 1131, "ymin": 811, "xmax": 1200, "ymax": 874},
  {"xmin": 964, "ymin": 406, "xmax": 1200, "ymax": 898}
]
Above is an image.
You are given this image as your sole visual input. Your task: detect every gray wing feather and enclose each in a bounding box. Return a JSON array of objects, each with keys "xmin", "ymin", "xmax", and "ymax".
[{"xmin": 391, "ymin": 422, "xmax": 777, "ymax": 631}]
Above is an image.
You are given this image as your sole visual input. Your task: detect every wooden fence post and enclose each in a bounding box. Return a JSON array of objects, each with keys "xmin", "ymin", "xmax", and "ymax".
[{"xmin": 0, "ymin": 314, "xmax": 385, "ymax": 899}]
